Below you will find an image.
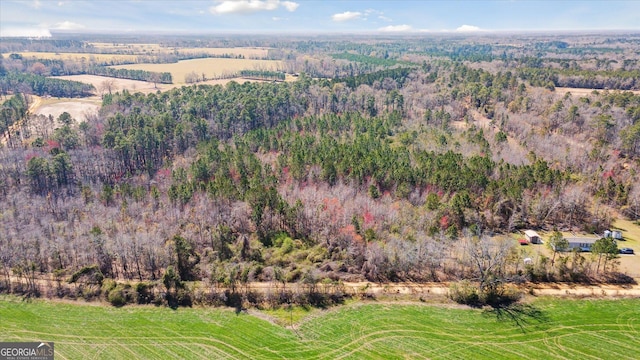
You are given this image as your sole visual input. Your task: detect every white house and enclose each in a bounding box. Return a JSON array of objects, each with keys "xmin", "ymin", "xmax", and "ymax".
[{"xmin": 563, "ymin": 237, "xmax": 600, "ymax": 252}]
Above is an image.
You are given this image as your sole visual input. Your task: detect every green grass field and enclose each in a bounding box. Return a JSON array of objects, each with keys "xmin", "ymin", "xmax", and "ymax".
[{"xmin": 1, "ymin": 296, "xmax": 639, "ymax": 359}]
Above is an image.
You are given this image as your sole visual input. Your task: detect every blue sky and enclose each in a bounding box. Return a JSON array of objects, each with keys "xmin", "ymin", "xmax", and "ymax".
[{"xmin": 1, "ymin": 0, "xmax": 639, "ymax": 37}]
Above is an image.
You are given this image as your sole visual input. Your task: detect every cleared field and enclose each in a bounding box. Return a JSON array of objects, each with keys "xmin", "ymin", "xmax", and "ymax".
[
  {"xmin": 53, "ymin": 75, "xmax": 271, "ymax": 96},
  {"xmin": 87, "ymin": 44, "xmax": 269, "ymax": 58},
  {"xmin": 109, "ymin": 58, "xmax": 283, "ymax": 85},
  {"xmin": 173, "ymin": 47, "xmax": 269, "ymax": 58},
  {"xmin": 3, "ymin": 52, "xmax": 139, "ymax": 63},
  {"xmin": 88, "ymin": 42, "xmax": 164, "ymax": 52},
  {"xmin": 1, "ymin": 296, "xmax": 639, "ymax": 359},
  {"xmin": 33, "ymin": 97, "xmax": 101, "ymax": 122},
  {"xmin": 54, "ymin": 74, "xmax": 170, "ymax": 94}
]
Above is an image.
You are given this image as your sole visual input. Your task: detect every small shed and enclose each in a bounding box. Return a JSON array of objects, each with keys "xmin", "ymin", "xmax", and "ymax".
[
  {"xmin": 612, "ymin": 230, "xmax": 623, "ymax": 240},
  {"xmin": 524, "ymin": 230, "xmax": 541, "ymax": 244}
]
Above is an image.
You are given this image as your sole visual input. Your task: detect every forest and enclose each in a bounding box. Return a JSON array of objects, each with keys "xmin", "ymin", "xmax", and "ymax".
[{"xmin": 1, "ymin": 32, "xmax": 640, "ymax": 307}]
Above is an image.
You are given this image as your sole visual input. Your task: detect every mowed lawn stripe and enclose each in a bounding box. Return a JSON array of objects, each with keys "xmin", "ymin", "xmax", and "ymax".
[{"xmin": 2, "ymin": 296, "xmax": 640, "ymax": 359}]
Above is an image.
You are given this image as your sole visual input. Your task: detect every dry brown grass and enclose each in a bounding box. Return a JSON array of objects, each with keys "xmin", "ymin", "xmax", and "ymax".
[
  {"xmin": 54, "ymin": 74, "xmax": 270, "ymax": 95},
  {"xmin": 109, "ymin": 57, "xmax": 283, "ymax": 85},
  {"xmin": 55, "ymin": 74, "xmax": 168, "ymax": 94}
]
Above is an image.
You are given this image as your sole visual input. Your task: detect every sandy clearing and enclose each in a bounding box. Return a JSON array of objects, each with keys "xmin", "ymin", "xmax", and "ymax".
[{"xmin": 34, "ymin": 97, "xmax": 101, "ymax": 122}]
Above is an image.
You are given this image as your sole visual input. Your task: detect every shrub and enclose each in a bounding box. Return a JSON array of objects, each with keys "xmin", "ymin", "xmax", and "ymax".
[
  {"xmin": 448, "ymin": 281, "xmax": 480, "ymax": 306},
  {"xmin": 106, "ymin": 284, "xmax": 135, "ymax": 307},
  {"xmin": 69, "ymin": 265, "xmax": 104, "ymax": 285},
  {"xmin": 449, "ymin": 281, "xmax": 522, "ymax": 308},
  {"xmin": 135, "ymin": 282, "xmax": 155, "ymax": 304}
]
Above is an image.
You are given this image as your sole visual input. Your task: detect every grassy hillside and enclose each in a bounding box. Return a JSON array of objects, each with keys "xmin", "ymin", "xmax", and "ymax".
[{"xmin": 1, "ymin": 296, "xmax": 639, "ymax": 359}]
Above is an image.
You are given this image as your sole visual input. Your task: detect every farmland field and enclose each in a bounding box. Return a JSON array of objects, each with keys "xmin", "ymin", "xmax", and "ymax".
[
  {"xmin": 171, "ymin": 47, "xmax": 269, "ymax": 58},
  {"xmin": 3, "ymin": 51, "xmax": 139, "ymax": 63},
  {"xmin": 87, "ymin": 43, "xmax": 269, "ymax": 58},
  {"xmin": 1, "ymin": 296, "xmax": 639, "ymax": 359},
  {"xmin": 109, "ymin": 58, "xmax": 283, "ymax": 85},
  {"xmin": 54, "ymin": 74, "xmax": 172, "ymax": 94},
  {"xmin": 52, "ymin": 74, "xmax": 268, "ymax": 96}
]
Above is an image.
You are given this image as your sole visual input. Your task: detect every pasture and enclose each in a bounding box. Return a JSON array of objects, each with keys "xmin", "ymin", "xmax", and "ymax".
[
  {"xmin": 88, "ymin": 43, "xmax": 269, "ymax": 58},
  {"xmin": 109, "ymin": 58, "xmax": 283, "ymax": 85},
  {"xmin": 4, "ymin": 52, "xmax": 139, "ymax": 63},
  {"xmin": 172, "ymin": 47, "xmax": 269, "ymax": 59},
  {"xmin": 1, "ymin": 296, "xmax": 639, "ymax": 359}
]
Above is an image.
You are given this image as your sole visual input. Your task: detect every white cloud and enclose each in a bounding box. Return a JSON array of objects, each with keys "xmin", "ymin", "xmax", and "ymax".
[
  {"xmin": 364, "ymin": 9, "xmax": 383, "ymax": 16},
  {"xmin": 331, "ymin": 11, "xmax": 362, "ymax": 22},
  {"xmin": 0, "ymin": 27, "xmax": 52, "ymax": 38},
  {"xmin": 456, "ymin": 24, "xmax": 483, "ymax": 32},
  {"xmin": 378, "ymin": 24, "xmax": 412, "ymax": 32},
  {"xmin": 30, "ymin": 0, "xmax": 42, "ymax": 9},
  {"xmin": 52, "ymin": 21, "xmax": 85, "ymax": 30},
  {"xmin": 378, "ymin": 15, "xmax": 392, "ymax": 22},
  {"xmin": 281, "ymin": 1, "xmax": 299, "ymax": 12},
  {"xmin": 210, "ymin": 0, "xmax": 299, "ymax": 15}
]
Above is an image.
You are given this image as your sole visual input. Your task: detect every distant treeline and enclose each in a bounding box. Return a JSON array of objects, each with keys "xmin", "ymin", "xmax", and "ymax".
[
  {"xmin": 3, "ymin": 54, "xmax": 172, "ymax": 86},
  {"xmin": 333, "ymin": 67, "xmax": 413, "ymax": 89},
  {"xmin": 331, "ymin": 53, "xmax": 399, "ymax": 67},
  {"xmin": 518, "ymin": 67, "xmax": 640, "ymax": 90},
  {"xmin": 239, "ymin": 70, "xmax": 285, "ymax": 81},
  {"xmin": 87, "ymin": 66, "xmax": 172, "ymax": 84},
  {"xmin": 0, "ymin": 71, "xmax": 95, "ymax": 98}
]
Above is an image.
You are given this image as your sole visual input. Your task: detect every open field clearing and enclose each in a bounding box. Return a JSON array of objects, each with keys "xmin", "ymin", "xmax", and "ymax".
[
  {"xmin": 173, "ymin": 47, "xmax": 270, "ymax": 58},
  {"xmin": 109, "ymin": 58, "xmax": 283, "ymax": 85},
  {"xmin": 88, "ymin": 42, "xmax": 164, "ymax": 52},
  {"xmin": 1, "ymin": 296, "xmax": 639, "ymax": 359},
  {"xmin": 87, "ymin": 43, "xmax": 269, "ymax": 58},
  {"xmin": 3, "ymin": 52, "xmax": 139, "ymax": 63},
  {"xmin": 33, "ymin": 96, "xmax": 101, "ymax": 122},
  {"xmin": 54, "ymin": 74, "xmax": 171, "ymax": 94},
  {"xmin": 53, "ymin": 75, "xmax": 274, "ymax": 95}
]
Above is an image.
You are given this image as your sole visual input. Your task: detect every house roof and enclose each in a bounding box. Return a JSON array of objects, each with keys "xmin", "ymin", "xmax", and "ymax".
[
  {"xmin": 565, "ymin": 237, "xmax": 599, "ymax": 244},
  {"xmin": 524, "ymin": 230, "xmax": 540, "ymax": 237}
]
